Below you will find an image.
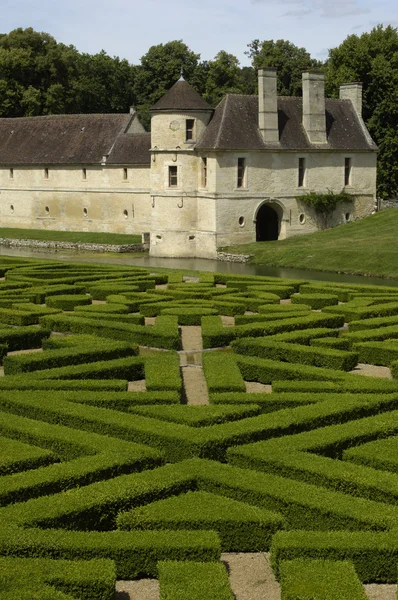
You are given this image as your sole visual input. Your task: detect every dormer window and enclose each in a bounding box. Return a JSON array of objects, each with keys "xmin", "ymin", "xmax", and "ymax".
[{"xmin": 186, "ymin": 119, "xmax": 195, "ymax": 141}]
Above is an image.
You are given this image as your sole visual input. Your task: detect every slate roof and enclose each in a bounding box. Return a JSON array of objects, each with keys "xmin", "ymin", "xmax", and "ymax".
[
  {"xmin": 196, "ymin": 95, "xmax": 377, "ymax": 152},
  {"xmin": 0, "ymin": 114, "xmax": 150, "ymax": 165},
  {"xmin": 152, "ymin": 80, "xmax": 212, "ymax": 112},
  {"xmin": 107, "ymin": 133, "xmax": 151, "ymax": 165}
]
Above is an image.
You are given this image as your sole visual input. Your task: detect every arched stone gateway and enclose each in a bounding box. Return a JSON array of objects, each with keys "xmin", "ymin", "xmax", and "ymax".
[{"xmin": 255, "ymin": 203, "xmax": 282, "ymax": 241}]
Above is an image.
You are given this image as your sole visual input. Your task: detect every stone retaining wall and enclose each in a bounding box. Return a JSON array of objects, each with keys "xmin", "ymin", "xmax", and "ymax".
[
  {"xmin": 217, "ymin": 252, "xmax": 253, "ymax": 263},
  {"xmin": 379, "ymin": 198, "xmax": 398, "ymax": 210},
  {"xmin": 0, "ymin": 238, "xmax": 145, "ymax": 253}
]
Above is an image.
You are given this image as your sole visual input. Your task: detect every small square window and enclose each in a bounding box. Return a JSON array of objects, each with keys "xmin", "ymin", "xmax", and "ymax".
[
  {"xmin": 44, "ymin": 168, "xmax": 49, "ymax": 180},
  {"xmin": 344, "ymin": 158, "xmax": 352, "ymax": 186},
  {"xmin": 201, "ymin": 158, "xmax": 207, "ymax": 187},
  {"xmin": 186, "ymin": 119, "xmax": 195, "ymax": 141},
  {"xmin": 123, "ymin": 168, "xmax": 128, "ymax": 180},
  {"xmin": 9, "ymin": 168, "xmax": 13, "ymax": 179},
  {"xmin": 237, "ymin": 158, "xmax": 246, "ymax": 188},
  {"xmin": 169, "ymin": 166, "xmax": 178, "ymax": 187},
  {"xmin": 82, "ymin": 168, "xmax": 87, "ymax": 180},
  {"xmin": 298, "ymin": 158, "xmax": 306, "ymax": 187}
]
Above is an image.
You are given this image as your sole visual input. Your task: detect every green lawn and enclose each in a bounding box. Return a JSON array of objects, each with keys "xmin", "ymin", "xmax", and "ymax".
[
  {"xmin": 221, "ymin": 209, "xmax": 398, "ymax": 279},
  {"xmin": 0, "ymin": 228, "xmax": 142, "ymax": 245}
]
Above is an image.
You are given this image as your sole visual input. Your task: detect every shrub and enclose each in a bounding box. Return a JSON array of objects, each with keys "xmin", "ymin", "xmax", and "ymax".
[
  {"xmin": 0, "ymin": 557, "xmax": 116, "ymax": 600},
  {"xmin": 0, "ymin": 326, "xmax": 51, "ymax": 351},
  {"xmin": 279, "ymin": 559, "xmax": 367, "ymax": 599},
  {"xmin": 158, "ymin": 560, "xmax": 233, "ymax": 600},
  {"xmin": 292, "ymin": 293, "xmax": 339, "ymax": 309},
  {"xmin": 118, "ymin": 490, "xmax": 284, "ymax": 552},
  {"xmin": 202, "ymin": 352, "xmax": 246, "ymax": 393},
  {"xmin": 145, "ymin": 352, "xmax": 182, "ymax": 393},
  {"xmin": 236, "ymin": 355, "xmax": 345, "ymax": 384},
  {"xmin": 161, "ymin": 307, "xmax": 218, "ymax": 325},
  {"xmin": 3, "ymin": 340, "xmax": 138, "ymax": 375},
  {"xmin": 352, "ymin": 342, "xmax": 398, "ymax": 366},
  {"xmin": 270, "ymin": 530, "xmax": 398, "ymax": 582},
  {"xmin": 232, "ymin": 338, "xmax": 358, "ymax": 371},
  {"xmin": 46, "ymin": 294, "xmax": 92, "ymax": 310},
  {"xmin": 29, "ymin": 355, "xmax": 145, "ymax": 381}
]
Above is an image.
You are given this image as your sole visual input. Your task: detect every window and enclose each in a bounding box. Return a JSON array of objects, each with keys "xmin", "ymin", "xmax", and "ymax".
[
  {"xmin": 237, "ymin": 158, "xmax": 246, "ymax": 188},
  {"xmin": 298, "ymin": 158, "xmax": 306, "ymax": 187},
  {"xmin": 123, "ymin": 168, "xmax": 128, "ymax": 180},
  {"xmin": 186, "ymin": 119, "xmax": 195, "ymax": 141},
  {"xmin": 83, "ymin": 207, "xmax": 88, "ymax": 217},
  {"xmin": 201, "ymin": 158, "xmax": 207, "ymax": 187},
  {"xmin": 9, "ymin": 168, "xmax": 13, "ymax": 179},
  {"xmin": 44, "ymin": 168, "xmax": 49, "ymax": 180},
  {"xmin": 344, "ymin": 158, "xmax": 352, "ymax": 186},
  {"xmin": 169, "ymin": 166, "xmax": 178, "ymax": 187},
  {"xmin": 82, "ymin": 168, "xmax": 87, "ymax": 180}
]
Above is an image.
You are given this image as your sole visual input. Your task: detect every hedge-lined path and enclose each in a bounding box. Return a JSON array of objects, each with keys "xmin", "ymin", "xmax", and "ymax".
[
  {"xmin": 115, "ymin": 578, "xmax": 159, "ymax": 600},
  {"xmin": 180, "ymin": 325, "xmax": 209, "ymax": 405},
  {"xmin": 222, "ymin": 552, "xmax": 281, "ymax": 600}
]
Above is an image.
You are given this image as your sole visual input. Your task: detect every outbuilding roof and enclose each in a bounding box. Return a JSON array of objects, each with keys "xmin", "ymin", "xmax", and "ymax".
[
  {"xmin": 151, "ymin": 80, "xmax": 212, "ymax": 112},
  {"xmin": 0, "ymin": 113, "xmax": 150, "ymax": 165},
  {"xmin": 196, "ymin": 95, "xmax": 377, "ymax": 152}
]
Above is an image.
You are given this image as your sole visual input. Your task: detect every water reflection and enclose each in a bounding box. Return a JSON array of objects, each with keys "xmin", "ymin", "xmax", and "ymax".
[{"xmin": 1, "ymin": 246, "xmax": 398, "ymax": 288}]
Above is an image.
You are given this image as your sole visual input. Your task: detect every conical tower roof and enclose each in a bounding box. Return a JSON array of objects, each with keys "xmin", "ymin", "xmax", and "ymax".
[{"xmin": 151, "ymin": 79, "xmax": 212, "ymax": 112}]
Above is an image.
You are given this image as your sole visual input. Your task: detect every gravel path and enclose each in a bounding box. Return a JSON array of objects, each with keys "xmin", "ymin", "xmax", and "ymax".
[
  {"xmin": 222, "ymin": 552, "xmax": 281, "ymax": 600},
  {"xmin": 115, "ymin": 579, "xmax": 159, "ymax": 600},
  {"xmin": 349, "ymin": 363, "xmax": 392, "ymax": 379},
  {"xmin": 364, "ymin": 584, "xmax": 398, "ymax": 600}
]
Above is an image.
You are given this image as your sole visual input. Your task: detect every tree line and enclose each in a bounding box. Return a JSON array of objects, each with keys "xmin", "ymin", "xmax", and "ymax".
[{"xmin": 0, "ymin": 26, "xmax": 397, "ymax": 198}]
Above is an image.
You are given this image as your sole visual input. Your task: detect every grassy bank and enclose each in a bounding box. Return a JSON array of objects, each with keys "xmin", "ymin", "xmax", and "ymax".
[
  {"xmin": 222, "ymin": 209, "xmax": 398, "ymax": 279},
  {"xmin": 0, "ymin": 228, "xmax": 142, "ymax": 245}
]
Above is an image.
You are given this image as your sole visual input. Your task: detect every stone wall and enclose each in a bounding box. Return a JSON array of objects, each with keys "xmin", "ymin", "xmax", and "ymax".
[
  {"xmin": 0, "ymin": 238, "xmax": 145, "ymax": 253},
  {"xmin": 0, "ymin": 164, "xmax": 151, "ymax": 235},
  {"xmin": 379, "ymin": 197, "xmax": 398, "ymax": 210}
]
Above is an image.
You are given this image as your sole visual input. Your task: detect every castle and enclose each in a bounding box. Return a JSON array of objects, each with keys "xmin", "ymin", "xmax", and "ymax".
[{"xmin": 0, "ymin": 69, "xmax": 377, "ymax": 258}]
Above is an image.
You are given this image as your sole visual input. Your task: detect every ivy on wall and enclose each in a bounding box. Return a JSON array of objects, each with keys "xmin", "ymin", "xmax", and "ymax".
[{"xmin": 298, "ymin": 191, "xmax": 353, "ymax": 229}]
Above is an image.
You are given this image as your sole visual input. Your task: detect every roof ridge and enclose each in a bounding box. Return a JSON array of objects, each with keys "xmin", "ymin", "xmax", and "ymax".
[{"xmin": 215, "ymin": 96, "xmax": 229, "ymax": 149}]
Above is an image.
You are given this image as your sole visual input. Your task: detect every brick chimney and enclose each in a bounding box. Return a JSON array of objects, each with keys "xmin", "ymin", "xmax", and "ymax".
[
  {"xmin": 258, "ymin": 67, "xmax": 279, "ymax": 143},
  {"xmin": 339, "ymin": 82, "xmax": 362, "ymax": 116},
  {"xmin": 302, "ymin": 70, "xmax": 327, "ymax": 144}
]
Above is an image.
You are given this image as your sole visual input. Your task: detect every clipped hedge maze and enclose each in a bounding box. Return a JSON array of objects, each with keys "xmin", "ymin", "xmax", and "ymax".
[{"xmin": 2, "ymin": 258, "xmax": 398, "ymax": 597}]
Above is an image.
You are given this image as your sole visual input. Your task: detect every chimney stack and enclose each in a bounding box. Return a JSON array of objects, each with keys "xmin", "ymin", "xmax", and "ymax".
[
  {"xmin": 258, "ymin": 67, "xmax": 279, "ymax": 143},
  {"xmin": 302, "ymin": 70, "xmax": 327, "ymax": 144},
  {"xmin": 339, "ymin": 82, "xmax": 362, "ymax": 116}
]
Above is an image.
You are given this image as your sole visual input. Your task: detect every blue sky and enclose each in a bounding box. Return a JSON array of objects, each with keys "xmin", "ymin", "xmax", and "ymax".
[{"xmin": 2, "ymin": 0, "xmax": 397, "ymax": 65}]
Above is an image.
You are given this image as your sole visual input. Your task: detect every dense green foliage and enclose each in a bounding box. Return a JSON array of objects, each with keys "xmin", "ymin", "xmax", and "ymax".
[{"xmin": 325, "ymin": 24, "xmax": 398, "ymax": 198}]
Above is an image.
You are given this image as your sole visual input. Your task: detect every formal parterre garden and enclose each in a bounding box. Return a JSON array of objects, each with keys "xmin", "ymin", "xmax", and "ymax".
[{"xmin": 3, "ymin": 257, "xmax": 398, "ymax": 598}]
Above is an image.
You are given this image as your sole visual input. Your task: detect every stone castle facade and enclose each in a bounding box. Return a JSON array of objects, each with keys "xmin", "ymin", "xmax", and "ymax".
[{"xmin": 0, "ymin": 69, "xmax": 377, "ymax": 258}]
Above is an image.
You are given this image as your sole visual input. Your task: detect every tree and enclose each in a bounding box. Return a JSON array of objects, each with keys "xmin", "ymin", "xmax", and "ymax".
[
  {"xmin": 133, "ymin": 40, "xmax": 201, "ymax": 128},
  {"xmin": 325, "ymin": 25, "xmax": 398, "ymax": 198},
  {"xmin": 0, "ymin": 27, "xmax": 134, "ymax": 117},
  {"xmin": 204, "ymin": 51, "xmax": 245, "ymax": 106},
  {"xmin": 246, "ymin": 38, "xmax": 321, "ymax": 96}
]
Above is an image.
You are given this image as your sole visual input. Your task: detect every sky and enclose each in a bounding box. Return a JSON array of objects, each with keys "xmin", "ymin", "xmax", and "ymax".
[{"xmin": 1, "ymin": 0, "xmax": 397, "ymax": 65}]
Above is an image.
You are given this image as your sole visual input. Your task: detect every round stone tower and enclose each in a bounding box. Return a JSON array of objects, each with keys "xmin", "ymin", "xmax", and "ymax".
[{"xmin": 149, "ymin": 76, "xmax": 214, "ymax": 257}]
